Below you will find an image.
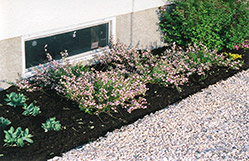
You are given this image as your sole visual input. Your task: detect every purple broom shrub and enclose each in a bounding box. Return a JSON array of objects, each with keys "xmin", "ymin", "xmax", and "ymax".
[
  {"xmin": 150, "ymin": 43, "xmax": 243, "ymax": 91},
  {"xmin": 98, "ymin": 41, "xmax": 243, "ymax": 92},
  {"xmin": 60, "ymin": 69, "xmax": 147, "ymax": 115},
  {"xmin": 97, "ymin": 41, "xmax": 158, "ymax": 83},
  {"xmin": 16, "ymin": 40, "xmax": 244, "ymax": 114}
]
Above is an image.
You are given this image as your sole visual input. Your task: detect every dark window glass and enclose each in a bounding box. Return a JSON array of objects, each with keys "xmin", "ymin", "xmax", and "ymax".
[{"xmin": 25, "ymin": 23, "xmax": 109, "ymax": 68}]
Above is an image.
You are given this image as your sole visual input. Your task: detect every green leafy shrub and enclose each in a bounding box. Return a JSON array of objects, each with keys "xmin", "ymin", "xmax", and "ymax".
[
  {"xmin": 42, "ymin": 117, "xmax": 61, "ymax": 132},
  {"xmin": 5, "ymin": 92, "xmax": 27, "ymax": 108},
  {"xmin": 22, "ymin": 103, "xmax": 41, "ymax": 117},
  {"xmin": 4, "ymin": 126, "xmax": 33, "ymax": 147},
  {"xmin": 0, "ymin": 117, "xmax": 11, "ymax": 129},
  {"xmin": 159, "ymin": 0, "xmax": 249, "ymax": 51}
]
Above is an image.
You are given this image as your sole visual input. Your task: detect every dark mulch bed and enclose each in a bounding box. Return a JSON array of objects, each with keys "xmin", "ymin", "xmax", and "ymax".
[{"xmin": 0, "ymin": 48, "xmax": 248, "ymax": 161}]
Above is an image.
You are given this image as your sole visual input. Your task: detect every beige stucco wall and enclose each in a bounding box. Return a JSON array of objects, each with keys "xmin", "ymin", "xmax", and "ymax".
[
  {"xmin": 116, "ymin": 7, "xmax": 165, "ymax": 49},
  {"xmin": 0, "ymin": 37, "xmax": 22, "ymax": 90}
]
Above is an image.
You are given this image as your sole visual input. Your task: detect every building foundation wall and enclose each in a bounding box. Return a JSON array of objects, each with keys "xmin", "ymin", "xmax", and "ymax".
[
  {"xmin": 0, "ymin": 37, "xmax": 22, "ymax": 90},
  {"xmin": 116, "ymin": 7, "xmax": 165, "ymax": 49}
]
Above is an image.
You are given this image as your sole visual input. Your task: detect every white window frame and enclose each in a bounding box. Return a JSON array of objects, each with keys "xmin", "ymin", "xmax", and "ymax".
[{"xmin": 21, "ymin": 17, "xmax": 116, "ymax": 78}]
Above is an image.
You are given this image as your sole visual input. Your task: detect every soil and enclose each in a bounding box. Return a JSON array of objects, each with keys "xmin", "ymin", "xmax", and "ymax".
[{"xmin": 0, "ymin": 48, "xmax": 248, "ymax": 161}]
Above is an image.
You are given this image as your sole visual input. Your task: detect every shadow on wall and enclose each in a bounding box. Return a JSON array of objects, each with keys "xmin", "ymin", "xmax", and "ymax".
[
  {"xmin": 129, "ymin": 0, "xmax": 135, "ymax": 48},
  {"xmin": 0, "ymin": 80, "xmax": 12, "ymax": 91},
  {"xmin": 146, "ymin": 41, "xmax": 163, "ymax": 50},
  {"xmin": 135, "ymin": 40, "xmax": 164, "ymax": 50},
  {"xmin": 130, "ymin": 1, "xmax": 175, "ymax": 50}
]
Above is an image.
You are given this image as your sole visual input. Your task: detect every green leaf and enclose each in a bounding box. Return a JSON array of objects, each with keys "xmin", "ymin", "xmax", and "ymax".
[
  {"xmin": 3, "ymin": 126, "xmax": 33, "ymax": 147},
  {"xmin": 42, "ymin": 117, "xmax": 61, "ymax": 132},
  {"xmin": 24, "ymin": 138, "xmax": 33, "ymax": 144},
  {"xmin": 17, "ymin": 138, "xmax": 24, "ymax": 147},
  {"xmin": 9, "ymin": 126, "xmax": 14, "ymax": 133},
  {"xmin": 4, "ymin": 132, "xmax": 11, "ymax": 140}
]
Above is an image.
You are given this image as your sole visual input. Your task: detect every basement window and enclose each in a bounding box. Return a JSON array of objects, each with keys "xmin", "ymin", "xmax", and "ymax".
[{"xmin": 24, "ymin": 23, "xmax": 109, "ymax": 68}]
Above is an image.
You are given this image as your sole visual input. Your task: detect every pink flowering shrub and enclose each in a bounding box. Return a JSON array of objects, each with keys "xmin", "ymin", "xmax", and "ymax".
[{"xmin": 60, "ymin": 69, "xmax": 147, "ymax": 115}]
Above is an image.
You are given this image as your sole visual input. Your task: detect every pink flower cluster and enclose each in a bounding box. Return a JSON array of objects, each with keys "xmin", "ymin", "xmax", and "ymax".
[{"xmin": 233, "ymin": 40, "xmax": 249, "ymax": 50}]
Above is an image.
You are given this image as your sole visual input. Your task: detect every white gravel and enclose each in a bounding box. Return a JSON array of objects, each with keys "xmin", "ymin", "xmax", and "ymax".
[{"xmin": 49, "ymin": 69, "xmax": 249, "ymax": 161}]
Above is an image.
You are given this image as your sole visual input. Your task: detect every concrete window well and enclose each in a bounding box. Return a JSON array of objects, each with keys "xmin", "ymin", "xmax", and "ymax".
[{"xmin": 0, "ymin": 0, "xmax": 172, "ymax": 90}]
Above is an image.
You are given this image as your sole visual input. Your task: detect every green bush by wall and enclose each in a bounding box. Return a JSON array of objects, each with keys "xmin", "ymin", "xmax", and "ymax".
[{"xmin": 159, "ymin": 0, "xmax": 249, "ymax": 51}]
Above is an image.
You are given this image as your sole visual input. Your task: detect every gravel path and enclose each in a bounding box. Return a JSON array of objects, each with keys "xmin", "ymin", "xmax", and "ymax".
[{"xmin": 50, "ymin": 69, "xmax": 249, "ymax": 161}]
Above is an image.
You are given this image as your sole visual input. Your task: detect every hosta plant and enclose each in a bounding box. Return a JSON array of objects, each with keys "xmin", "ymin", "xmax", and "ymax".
[
  {"xmin": 22, "ymin": 103, "xmax": 41, "ymax": 117},
  {"xmin": 42, "ymin": 117, "xmax": 61, "ymax": 132},
  {"xmin": 5, "ymin": 92, "xmax": 27, "ymax": 107},
  {"xmin": 0, "ymin": 117, "xmax": 11, "ymax": 129},
  {"xmin": 4, "ymin": 126, "xmax": 33, "ymax": 147}
]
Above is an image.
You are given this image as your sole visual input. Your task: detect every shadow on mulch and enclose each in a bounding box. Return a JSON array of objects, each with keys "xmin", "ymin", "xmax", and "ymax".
[{"xmin": 0, "ymin": 48, "xmax": 248, "ymax": 161}]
